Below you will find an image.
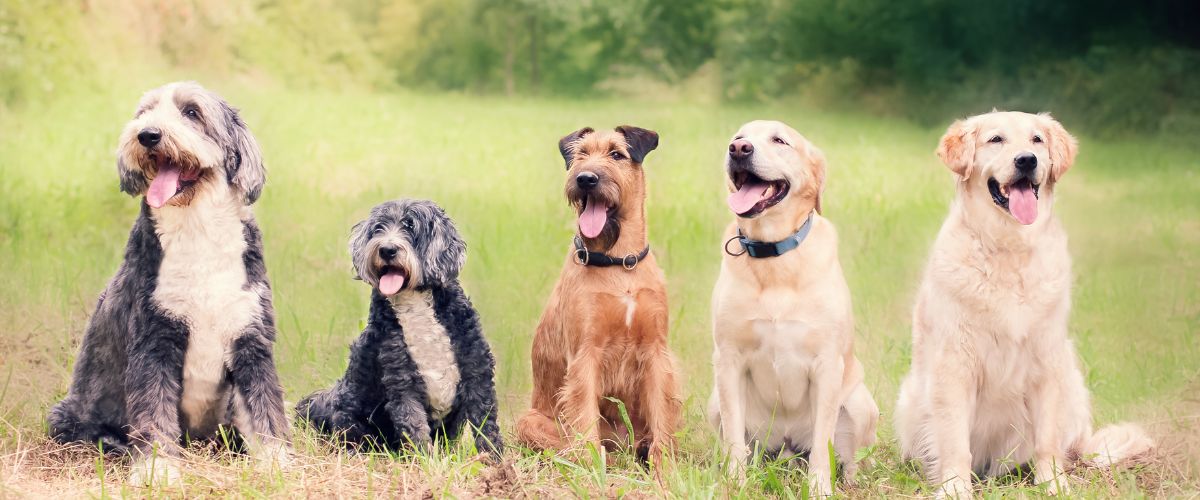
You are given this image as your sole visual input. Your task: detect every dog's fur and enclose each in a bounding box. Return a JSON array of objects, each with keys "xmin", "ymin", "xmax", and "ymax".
[
  {"xmin": 47, "ymin": 82, "xmax": 288, "ymax": 484},
  {"xmin": 706, "ymin": 120, "xmax": 879, "ymax": 496},
  {"xmin": 296, "ymin": 199, "xmax": 502, "ymax": 456},
  {"xmin": 515, "ymin": 126, "xmax": 682, "ymax": 470},
  {"xmin": 895, "ymin": 111, "xmax": 1154, "ymax": 496}
]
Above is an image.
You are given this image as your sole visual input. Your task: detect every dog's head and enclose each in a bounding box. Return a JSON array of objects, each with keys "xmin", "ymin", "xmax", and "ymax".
[
  {"xmin": 725, "ymin": 120, "xmax": 826, "ymax": 219},
  {"xmin": 558, "ymin": 125, "xmax": 659, "ymax": 250},
  {"xmin": 116, "ymin": 81, "xmax": 266, "ymax": 208},
  {"xmin": 937, "ymin": 111, "xmax": 1077, "ymax": 226},
  {"xmin": 349, "ymin": 199, "xmax": 466, "ymax": 296}
]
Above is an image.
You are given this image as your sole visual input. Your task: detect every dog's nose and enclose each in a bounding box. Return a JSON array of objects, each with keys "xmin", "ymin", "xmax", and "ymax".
[
  {"xmin": 729, "ymin": 139, "xmax": 753, "ymax": 161},
  {"xmin": 137, "ymin": 128, "xmax": 162, "ymax": 148},
  {"xmin": 379, "ymin": 245, "xmax": 398, "ymax": 260},
  {"xmin": 1014, "ymin": 152, "xmax": 1037, "ymax": 174},
  {"xmin": 576, "ymin": 172, "xmax": 599, "ymax": 190}
]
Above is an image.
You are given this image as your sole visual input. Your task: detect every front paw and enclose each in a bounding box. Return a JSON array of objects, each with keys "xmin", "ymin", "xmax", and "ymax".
[
  {"xmin": 128, "ymin": 456, "xmax": 181, "ymax": 487},
  {"xmin": 722, "ymin": 443, "xmax": 749, "ymax": 478},
  {"xmin": 252, "ymin": 443, "xmax": 293, "ymax": 472},
  {"xmin": 807, "ymin": 469, "xmax": 833, "ymax": 498},
  {"xmin": 1040, "ymin": 474, "xmax": 1071, "ymax": 496},
  {"xmin": 936, "ymin": 476, "xmax": 972, "ymax": 499}
]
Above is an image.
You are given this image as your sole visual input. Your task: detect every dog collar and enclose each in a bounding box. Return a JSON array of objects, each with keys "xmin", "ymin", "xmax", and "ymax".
[
  {"xmin": 573, "ymin": 236, "xmax": 650, "ymax": 270},
  {"xmin": 725, "ymin": 212, "xmax": 814, "ymax": 258}
]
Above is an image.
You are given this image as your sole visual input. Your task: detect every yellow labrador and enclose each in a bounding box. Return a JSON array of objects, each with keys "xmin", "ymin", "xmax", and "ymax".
[
  {"xmin": 707, "ymin": 120, "xmax": 878, "ymax": 496},
  {"xmin": 895, "ymin": 111, "xmax": 1154, "ymax": 497}
]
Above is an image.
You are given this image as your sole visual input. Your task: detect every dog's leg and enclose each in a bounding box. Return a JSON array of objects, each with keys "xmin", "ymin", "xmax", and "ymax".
[
  {"xmin": 445, "ymin": 334, "xmax": 504, "ymax": 457},
  {"xmin": 1032, "ymin": 369, "xmax": 1070, "ymax": 495},
  {"xmin": 228, "ymin": 330, "xmax": 291, "ymax": 470},
  {"xmin": 713, "ymin": 346, "xmax": 749, "ymax": 473},
  {"xmin": 560, "ymin": 346, "xmax": 603, "ymax": 456},
  {"xmin": 807, "ymin": 354, "xmax": 846, "ymax": 497},
  {"xmin": 378, "ymin": 335, "xmax": 432, "ymax": 450},
  {"xmin": 516, "ymin": 309, "xmax": 568, "ymax": 450},
  {"xmin": 125, "ymin": 317, "xmax": 188, "ymax": 486},
  {"xmin": 929, "ymin": 355, "xmax": 977, "ymax": 499},
  {"xmin": 639, "ymin": 348, "xmax": 681, "ymax": 475}
]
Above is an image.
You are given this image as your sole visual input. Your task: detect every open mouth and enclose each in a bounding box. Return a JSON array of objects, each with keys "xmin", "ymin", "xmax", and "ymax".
[
  {"xmin": 987, "ymin": 176, "xmax": 1041, "ymax": 225},
  {"xmin": 377, "ymin": 265, "xmax": 408, "ymax": 296},
  {"xmin": 146, "ymin": 155, "xmax": 202, "ymax": 209},
  {"xmin": 727, "ymin": 170, "xmax": 790, "ymax": 217},
  {"xmin": 577, "ymin": 196, "xmax": 618, "ymax": 239}
]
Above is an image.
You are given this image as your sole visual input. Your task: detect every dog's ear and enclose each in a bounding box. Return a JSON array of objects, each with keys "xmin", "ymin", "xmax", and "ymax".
[
  {"xmin": 936, "ymin": 118, "xmax": 976, "ymax": 181},
  {"xmin": 116, "ymin": 156, "xmax": 148, "ymax": 197},
  {"xmin": 222, "ymin": 104, "xmax": 267, "ymax": 205},
  {"xmin": 1040, "ymin": 113, "xmax": 1078, "ymax": 182},
  {"xmin": 348, "ymin": 219, "xmax": 369, "ymax": 281},
  {"xmin": 615, "ymin": 125, "xmax": 659, "ymax": 164},
  {"xmin": 558, "ymin": 127, "xmax": 594, "ymax": 169},
  {"xmin": 805, "ymin": 142, "xmax": 827, "ymax": 214},
  {"xmin": 420, "ymin": 204, "xmax": 467, "ymax": 287}
]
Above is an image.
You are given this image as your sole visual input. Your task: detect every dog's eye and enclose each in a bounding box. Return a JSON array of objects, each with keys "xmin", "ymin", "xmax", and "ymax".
[
  {"xmin": 988, "ymin": 135, "xmax": 1003, "ymax": 144},
  {"xmin": 182, "ymin": 106, "xmax": 200, "ymax": 120},
  {"xmin": 401, "ymin": 217, "xmax": 414, "ymax": 230},
  {"xmin": 773, "ymin": 137, "xmax": 788, "ymax": 146},
  {"xmin": 609, "ymin": 151, "xmax": 626, "ymax": 161},
  {"xmin": 1032, "ymin": 135, "xmax": 1043, "ymax": 143},
  {"xmin": 372, "ymin": 223, "xmax": 386, "ymax": 235}
]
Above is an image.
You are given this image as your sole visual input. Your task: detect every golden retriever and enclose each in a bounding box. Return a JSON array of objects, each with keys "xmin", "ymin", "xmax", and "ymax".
[
  {"xmin": 707, "ymin": 120, "xmax": 879, "ymax": 496},
  {"xmin": 895, "ymin": 111, "xmax": 1154, "ymax": 497}
]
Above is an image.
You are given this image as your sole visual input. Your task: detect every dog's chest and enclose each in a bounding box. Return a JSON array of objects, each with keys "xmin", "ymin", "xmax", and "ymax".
[
  {"xmin": 391, "ymin": 291, "xmax": 460, "ymax": 421},
  {"xmin": 152, "ymin": 199, "xmax": 260, "ymax": 427}
]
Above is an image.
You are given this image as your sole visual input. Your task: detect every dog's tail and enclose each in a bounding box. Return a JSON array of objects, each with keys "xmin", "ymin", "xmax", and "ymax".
[{"xmin": 1080, "ymin": 422, "xmax": 1155, "ymax": 467}]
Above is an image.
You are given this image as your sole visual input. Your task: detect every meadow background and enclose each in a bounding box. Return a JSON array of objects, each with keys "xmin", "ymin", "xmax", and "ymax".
[{"xmin": 1, "ymin": 0, "xmax": 1198, "ymax": 497}]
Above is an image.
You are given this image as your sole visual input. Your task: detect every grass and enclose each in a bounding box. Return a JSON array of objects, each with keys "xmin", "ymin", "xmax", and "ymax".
[{"xmin": 0, "ymin": 86, "xmax": 1197, "ymax": 497}]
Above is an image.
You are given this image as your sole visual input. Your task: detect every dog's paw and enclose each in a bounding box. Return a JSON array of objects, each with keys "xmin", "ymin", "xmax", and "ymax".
[
  {"xmin": 807, "ymin": 471, "xmax": 833, "ymax": 498},
  {"xmin": 128, "ymin": 456, "xmax": 182, "ymax": 487},
  {"xmin": 935, "ymin": 476, "xmax": 972, "ymax": 499},
  {"xmin": 252, "ymin": 443, "xmax": 293, "ymax": 473},
  {"xmin": 1041, "ymin": 475, "xmax": 1071, "ymax": 496}
]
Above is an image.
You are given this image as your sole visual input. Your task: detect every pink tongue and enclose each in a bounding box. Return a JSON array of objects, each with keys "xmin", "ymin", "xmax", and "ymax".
[
  {"xmin": 146, "ymin": 165, "xmax": 181, "ymax": 209},
  {"xmin": 1008, "ymin": 184, "xmax": 1039, "ymax": 225},
  {"xmin": 578, "ymin": 197, "xmax": 609, "ymax": 239},
  {"xmin": 378, "ymin": 272, "xmax": 406, "ymax": 296},
  {"xmin": 727, "ymin": 181, "xmax": 771, "ymax": 215}
]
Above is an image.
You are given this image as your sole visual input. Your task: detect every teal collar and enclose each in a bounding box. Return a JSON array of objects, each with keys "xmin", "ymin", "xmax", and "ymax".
[{"xmin": 725, "ymin": 213, "xmax": 814, "ymax": 258}]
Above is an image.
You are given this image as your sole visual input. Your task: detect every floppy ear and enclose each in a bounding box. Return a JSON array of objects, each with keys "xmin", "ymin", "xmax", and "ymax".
[
  {"xmin": 223, "ymin": 105, "xmax": 266, "ymax": 204},
  {"xmin": 805, "ymin": 142, "xmax": 827, "ymax": 214},
  {"xmin": 348, "ymin": 219, "xmax": 368, "ymax": 281},
  {"xmin": 615, "ymin": 125, "xmax": 659, "ymax": 164},
  {"xmin": 1040, "ymin": 114, "xmax": 1078, "ymax": 182},
  {"xmin": 420, "ymin": 205, "xmax": 467, "ymax": 286},
  {"xmin": 936, "ymin": 119, "xmax": 976, "ymax": 181},
  {"xmin": 117, "ymin": 156, "xmax": 148, "ymax": 197},
  {"xmin": 558, "ymin": 127, "xmax": 594, "ymax": 169}
]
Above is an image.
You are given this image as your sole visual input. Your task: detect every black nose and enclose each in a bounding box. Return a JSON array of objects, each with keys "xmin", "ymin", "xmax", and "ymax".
[
  {"xmin": 1014, "ymin": 152, "xmax": 1037, "ymax": 174},
  {"xmin": 137, "ymin": 128, "xmax": 162, "ymax": 148},
  {"xmin": 379, "ymin": 245, "xmax": 398, "ymax": 260},
  {"xmin": 576, "ymin": 172, "xmax": 599, "ymax": 190},
  {"xmin": 729, "ymin": 139, "xmax": 753, "ymax": 161}
]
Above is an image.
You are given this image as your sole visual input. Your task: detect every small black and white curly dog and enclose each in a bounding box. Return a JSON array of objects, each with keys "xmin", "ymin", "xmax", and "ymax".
[
  {"xmin": 297, "ymin": 199, "xmax": 503, "ymax": 456},
  {"xmin": 47, "ymin": 82, "xmax": 289, "ymax": 485}
]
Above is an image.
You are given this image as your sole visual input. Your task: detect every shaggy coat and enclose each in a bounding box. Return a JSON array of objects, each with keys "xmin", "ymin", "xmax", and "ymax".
[
  {"xmin": 895, "ymin": 111, "xmax": 1154, "ymax": 497},
  {"xmin": 515, "ymin": 126, "xmax": 682, "ymax": 471},
  {"xmin": 297, "ymin": 200, "xmax": 502, "ymax": 455},
  {"xmin": 47, "ymin": 82, "xmax": 288, "ymax": 484}
]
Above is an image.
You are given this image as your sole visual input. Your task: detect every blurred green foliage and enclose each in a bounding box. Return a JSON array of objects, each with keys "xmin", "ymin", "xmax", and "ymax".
[{"xmin": 3, "ymin": 0, "xmax": 1198, "ymax": 137}]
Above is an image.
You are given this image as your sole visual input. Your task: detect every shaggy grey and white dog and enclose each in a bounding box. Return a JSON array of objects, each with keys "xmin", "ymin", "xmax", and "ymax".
[
  {"xmin": 47, "ymin": 82, "xmax": 289, "ymax": 484},
  {"xmin": 296, "ymin": 199, "xmax": 503, "ymax": 457}
]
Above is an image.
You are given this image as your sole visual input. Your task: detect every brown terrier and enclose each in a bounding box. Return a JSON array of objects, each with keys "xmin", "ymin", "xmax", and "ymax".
[{"xmin": 516, "ymin": 125, "xmax": 682, "ymax": 470}]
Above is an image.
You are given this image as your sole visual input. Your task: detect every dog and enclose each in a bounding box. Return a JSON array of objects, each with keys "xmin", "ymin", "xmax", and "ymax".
[
  {"xmin": 47, "ymin": 81, "xmax": 289, "ymax": 485},
  {"xmin": 894, "ymin": 111, "xmax": 1155, "ymax": 497},
  {"xmin": 296, "ymin": 199, "xmax": 503, "ymax": 457},
  {"xmin": 515, "ymin": 126, "xmax": 682, "ymax": 471},
  {"xmin": 706, "ymin": 120, "xmax": 879, "ymax": 496}
]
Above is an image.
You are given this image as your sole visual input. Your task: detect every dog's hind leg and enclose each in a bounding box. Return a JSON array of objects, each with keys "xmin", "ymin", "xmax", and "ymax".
[
  {"xmin": 228, "ymin": 331, "xmax": 290, "ymax": 469},
  {"xmin": 47, "ymin": 399, "xmax": 130, "ymax": 454},
  {"xmin": 834, "ymin": 382, "xmax": 879, "ymax": 481},
  {"xmin": 516, "ymin": 409, "xmax": 564, "ymax": 451}
]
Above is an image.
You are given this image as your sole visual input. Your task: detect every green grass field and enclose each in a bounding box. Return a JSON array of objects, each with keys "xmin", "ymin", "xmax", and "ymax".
[{"xmin": 0, "ymin": 87, "xmax": 1197, "ymax": 497}]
